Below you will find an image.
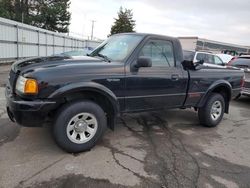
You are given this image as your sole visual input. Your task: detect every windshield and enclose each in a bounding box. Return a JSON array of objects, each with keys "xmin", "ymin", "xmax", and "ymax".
[{"xmin": 89, "ymin": 34, "xmax": 144, "ymax": 62}]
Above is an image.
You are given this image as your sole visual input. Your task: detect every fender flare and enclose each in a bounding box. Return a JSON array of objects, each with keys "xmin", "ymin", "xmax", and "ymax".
[
  {"xmin": 48, "ymin": 82, "xmax": 120, "ymax": 115},
  {"xmin": 197, "ymin": 80, "xmax": 232, "ymax": 113}
]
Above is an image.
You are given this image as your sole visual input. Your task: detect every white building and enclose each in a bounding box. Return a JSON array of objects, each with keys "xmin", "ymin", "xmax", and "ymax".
[{"xmin": 178, "ymin": 37, "xmax": 250, "ymax": 55}]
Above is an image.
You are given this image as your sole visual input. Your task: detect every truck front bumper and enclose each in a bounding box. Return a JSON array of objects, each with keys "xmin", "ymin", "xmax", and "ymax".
[{"xmin": 5, "ymin": 88, "xmax": 57, "ymax": 127}]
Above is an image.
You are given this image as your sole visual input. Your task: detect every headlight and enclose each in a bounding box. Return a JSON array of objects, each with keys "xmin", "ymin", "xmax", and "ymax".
[{"xmin": 16, "ymin": 76, "xmax": 38, "ymax": 94}]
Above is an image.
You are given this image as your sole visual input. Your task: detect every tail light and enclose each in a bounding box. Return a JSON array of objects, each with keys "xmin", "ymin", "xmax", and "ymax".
[{"xmin": 228, "ymin": 57, "xmax": 237, "ymax": 66}]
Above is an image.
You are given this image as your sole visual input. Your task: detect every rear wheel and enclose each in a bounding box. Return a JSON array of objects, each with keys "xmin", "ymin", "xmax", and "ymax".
[
  {"xmin": 198, "ymin": 93, "xmax": 225, "ymax": 127},
  {"xmin": 53, "ymin": 100, "xmax": 107, "ymax": 153}
]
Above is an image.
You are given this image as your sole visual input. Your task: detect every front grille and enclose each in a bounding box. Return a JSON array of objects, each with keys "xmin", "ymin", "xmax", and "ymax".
[
  {"xmin": 8, "ymin": 69, "xmax": 17, "ymax": 94},
  {"xmin": 9, "ymin": 70, "xmax": 15, "ymax": 86}
]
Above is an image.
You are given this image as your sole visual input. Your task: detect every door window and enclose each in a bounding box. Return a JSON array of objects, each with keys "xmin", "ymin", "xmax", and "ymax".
[
  {"xmin": 196, "ymin": 53, "xmax": 206, "ymax": 61},
  {"xmin": 139, "ymin": 40, "xmax": 175, "ymax": 67},
  {"xmin": 206, "ymin": 54, "xmax": 215, "ymax": 64},
  {"xmin": 214, "ymin": 56, "xmax": 224, "ymax": 65}
]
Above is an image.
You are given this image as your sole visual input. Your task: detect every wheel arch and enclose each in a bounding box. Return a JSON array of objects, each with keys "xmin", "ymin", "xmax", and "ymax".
[
  {"xmin": 49, "ymin": 82, "xmax": 119, "ymax": 130},
  {"xmin": 198, "ymin": 80, "xmax": 232, "ymax": 113}
]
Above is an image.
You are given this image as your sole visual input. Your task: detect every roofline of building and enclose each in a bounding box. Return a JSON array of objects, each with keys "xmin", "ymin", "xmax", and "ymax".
[
  {"xmin": 178, "ymin": 36, "xmax": 250, "ymax": 49},
  {"xmin": 199, "ymin": 38, "xmax": 249, "ymax": 49}
]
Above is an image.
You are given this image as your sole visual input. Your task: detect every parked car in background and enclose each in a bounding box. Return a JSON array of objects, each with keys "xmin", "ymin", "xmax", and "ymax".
[
  {"xmin": 230, "ymin": 56, "xmax": 250, "ymax": 97},
  {"xmin": 238, "ymin": 55, "xmax": 250, "ymax": 59},
  {"xmin": 183, "ymin": 50, "xmax": 225, "ymax": 67},
  {"xmin": 216, "ymin": 54, "xmax": 234, "ymax": 64}
]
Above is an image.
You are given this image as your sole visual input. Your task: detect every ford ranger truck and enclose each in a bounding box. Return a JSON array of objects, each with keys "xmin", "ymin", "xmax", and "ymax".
[{"xmin": 5, "ymin": 33, "xmax": 245, "ymax": 153}]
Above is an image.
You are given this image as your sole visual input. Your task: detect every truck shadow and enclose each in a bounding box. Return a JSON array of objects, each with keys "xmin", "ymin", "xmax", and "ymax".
[
  {"xmin": 233, "ymin": 96, "xmax": 250, "ymax": 107},
  {"xmin": 111, "ymin": 110, "xmax": 250, "ymax": 188},
  {"xmin": 2, "ymin": 107, "xmax": 250, "ymax": 187}
]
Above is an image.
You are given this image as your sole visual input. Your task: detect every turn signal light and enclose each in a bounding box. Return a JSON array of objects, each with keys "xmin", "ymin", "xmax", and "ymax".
[{"xmin": 24, "ymin": 79, "xmax": 38, "ymax": 94}]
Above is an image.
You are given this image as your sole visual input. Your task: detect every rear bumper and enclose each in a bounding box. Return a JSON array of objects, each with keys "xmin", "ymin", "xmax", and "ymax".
[
  {"xmin": 5, "ymin": 88, "xmax": 57, "ymax": 127},
  {"xmin": 242, "ymin": 80, "xmax": 250, "ymax": 97},
  {"xmin": 242, "ymin": 88, "xmax": 250, "ymax": 97}
]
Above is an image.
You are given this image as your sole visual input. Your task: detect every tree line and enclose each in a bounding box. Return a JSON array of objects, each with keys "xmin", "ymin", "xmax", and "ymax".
[
  {"xmin": 0, "ymin": 1, "xmax": 135, "ymax": 36},
  {"xmin": 0, "ymin": 0, "xmax": 71, "ymax": 33}
]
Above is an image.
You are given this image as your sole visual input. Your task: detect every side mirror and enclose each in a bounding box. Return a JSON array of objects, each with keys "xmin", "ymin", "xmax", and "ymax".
[
  {"xmin": 135, "ymin": 57, "xmax": 152, "ymax": 68},
  {"xmin": 196, "ymin": 59, "xmax": 204, "ymax": 65},
  {"xmin": 181, "ymin": 60, "xmax": 196, "ymax": 70}
]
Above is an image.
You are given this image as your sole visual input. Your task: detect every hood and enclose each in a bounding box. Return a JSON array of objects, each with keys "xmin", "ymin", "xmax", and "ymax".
[{"xmin": 11, "ymin": 55, "xmax": 103, "ymax": 73}]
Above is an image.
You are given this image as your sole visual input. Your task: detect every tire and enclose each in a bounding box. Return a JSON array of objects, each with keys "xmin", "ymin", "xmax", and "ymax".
[
  {"xmin": 53, "ymin": 100, "xmax": 107, "ymax": 153},
  {"xmin": 198, "ymin": 93, "xmax": 225, "ymax": 127}
]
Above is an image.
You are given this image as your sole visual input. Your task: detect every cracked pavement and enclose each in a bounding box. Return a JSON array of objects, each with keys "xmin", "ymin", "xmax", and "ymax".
[{"xmin": 0, "ymin": 84, "xmax": 250, "ymax": 187}]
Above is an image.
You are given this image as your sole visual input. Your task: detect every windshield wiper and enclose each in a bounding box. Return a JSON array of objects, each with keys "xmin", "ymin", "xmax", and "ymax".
[{"xmin": 96, "ymin": 53, "xmax": 111, "ymax": 62}]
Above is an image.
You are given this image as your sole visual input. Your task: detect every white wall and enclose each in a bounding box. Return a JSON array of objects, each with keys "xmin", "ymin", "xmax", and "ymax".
[
  {"xmin": 0, "ymin": 17, "xmax": 101, "ymax": 62},
  {"xmin": 178, "ymin": 38, "xmax": 198, "ymax": 51}
]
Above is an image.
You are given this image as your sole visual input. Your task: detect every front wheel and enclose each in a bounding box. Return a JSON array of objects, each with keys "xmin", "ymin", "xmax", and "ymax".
[
  {"xmin": 198, "ymin": 93, "xmax": 225, "ymax": 127},
  {"xmin": 53, "ymin": 100, "xmax": 107, "ymax": 153}
]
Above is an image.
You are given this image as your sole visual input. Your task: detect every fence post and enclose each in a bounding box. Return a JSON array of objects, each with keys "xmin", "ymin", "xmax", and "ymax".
[
  {"xmin": 53, "ymin": 34, "xmax": 55, "ymax": 54},
  {"xmin": 37, "ymin": 30, "xmax": 40, "ymax": 56},
  {"xmin": 63, "ymin": 36, "xmax": 65, "ymax": 52},
  {"xmin": 71, "ymin": 38, "xmax": 73, "ymax": 51},
  {"xmin": 16, "ymin": 25, "xmax": 19, "ymax": 59},
  {"xmin": 45, "ymin": 32, "xmax": 48, "ymax": 56}
]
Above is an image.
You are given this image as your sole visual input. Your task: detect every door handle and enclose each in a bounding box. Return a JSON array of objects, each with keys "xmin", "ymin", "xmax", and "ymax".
[{"xmin": 171, "ymin": 74, "xmax": 179, "ymax": 81}]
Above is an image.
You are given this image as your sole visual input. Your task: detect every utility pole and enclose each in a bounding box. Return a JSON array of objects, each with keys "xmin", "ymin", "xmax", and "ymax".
[
  {"xmin": 21, "ymin": 12, "xmax": 24, "ymax": 23},
  {"xmin": 91, "ymin": 20, "xmax": 96, "ymax": 40}
]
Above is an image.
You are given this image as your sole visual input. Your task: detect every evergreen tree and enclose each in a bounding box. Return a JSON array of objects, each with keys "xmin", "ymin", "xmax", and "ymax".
[
  {"xmin": 0, "ymin": 0, "xmax": 71, "ymax": 33},
  {"xmin": 110, "ymin": 7, "xmax": 136, "ymax": 36},
  {"xmin": 0, "ymin": 0, "xmax": 14, "ymax": 19},
  {"xmin": 30, "ymin": 0, "xmax": 71, "ymax": 33}
]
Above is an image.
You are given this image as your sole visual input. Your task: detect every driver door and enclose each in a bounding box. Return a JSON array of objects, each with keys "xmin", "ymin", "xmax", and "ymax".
[{"xmin": 124, "ymin": 39, "xmax": 187, "ymax": 112}]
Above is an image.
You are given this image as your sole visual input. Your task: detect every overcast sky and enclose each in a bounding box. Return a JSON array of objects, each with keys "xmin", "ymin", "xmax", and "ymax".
[{"xmin": 69, "ymin": 0, "xmax": 250, "ymax": 46}]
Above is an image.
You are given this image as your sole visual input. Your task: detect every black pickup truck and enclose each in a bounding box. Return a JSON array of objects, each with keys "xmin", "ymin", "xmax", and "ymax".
[{"xmin": 5, "ymin": 33, "xmax": 244, "ymax": 152}]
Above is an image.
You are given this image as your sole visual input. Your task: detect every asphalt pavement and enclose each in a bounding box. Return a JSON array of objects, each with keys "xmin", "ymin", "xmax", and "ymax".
[
  {"xmin": 0, "ymin": 64, "xmax": 10, "ymax": 87},
  {"xmin": 0, "ymin": 68, "xmax": 250, "ymax": 187}
]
